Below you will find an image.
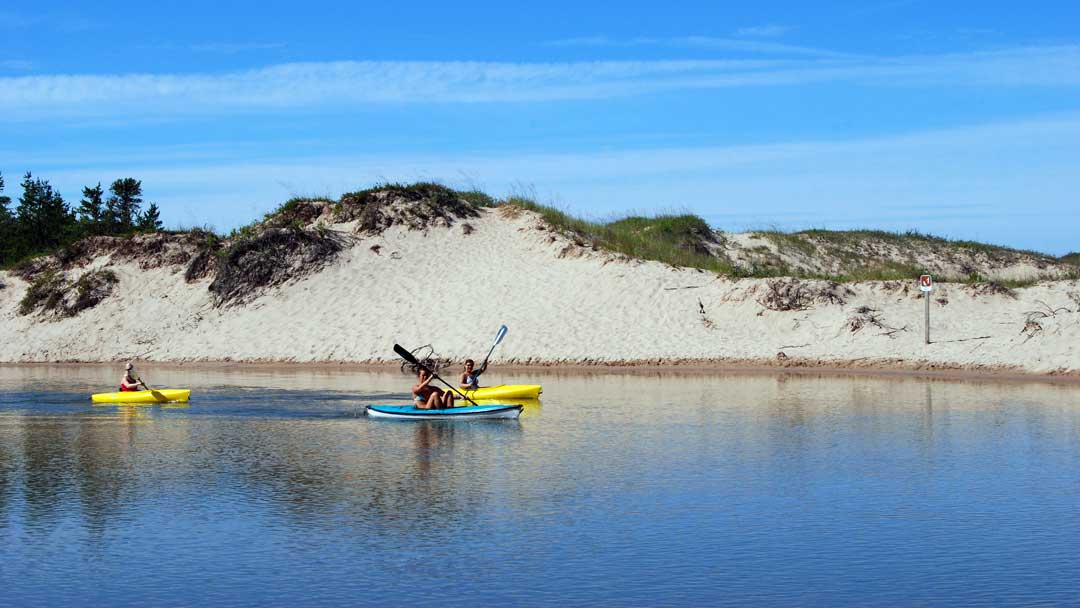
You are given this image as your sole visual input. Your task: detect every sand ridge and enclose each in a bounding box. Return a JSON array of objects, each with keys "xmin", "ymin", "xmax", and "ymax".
[{"xmin": 1, "ymin": 208, "xmax": 1078, "ymax": 374}]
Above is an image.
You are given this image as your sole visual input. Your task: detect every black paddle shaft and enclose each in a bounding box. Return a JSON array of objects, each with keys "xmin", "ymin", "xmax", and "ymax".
[{"xmin": 393, "ymin": 344, "xmax": 477, "ymax": 406}]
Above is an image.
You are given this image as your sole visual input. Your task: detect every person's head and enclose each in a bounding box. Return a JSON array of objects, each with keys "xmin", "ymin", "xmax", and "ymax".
[
  {"xmin": 464, "ymin": 359, "xmax": 475, "ymax": 371},
  {"xmin": 417, "ymin": 368, "xmax": 429, "ymax": 381},
  {"xmin": 125, "ymin": 362, "xmax": 134, "ymax": 373}
]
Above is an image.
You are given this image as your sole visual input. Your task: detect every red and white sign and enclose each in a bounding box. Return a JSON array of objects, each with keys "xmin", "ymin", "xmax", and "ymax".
[{"xmin": 919, "ymin": 274, "xmax": 933, "ymax": 292}]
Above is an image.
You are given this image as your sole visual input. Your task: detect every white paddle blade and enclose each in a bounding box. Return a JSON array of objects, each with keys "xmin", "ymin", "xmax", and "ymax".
[{"xmin": 493, "ymin": 325, "xmax": 508, "ymax": 346}]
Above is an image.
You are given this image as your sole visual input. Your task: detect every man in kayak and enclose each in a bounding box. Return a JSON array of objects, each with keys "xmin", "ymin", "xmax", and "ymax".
[
  {"xmin": 119, "ymin": 363, "xmax": 149, "ymax": 392},
  {"xmin": 413, "ymin": 367, "xmax": 455, "ymax": 409},
  {"xmin": 458, "ymin": 358, "xmax": 488, "ymax": 390}
]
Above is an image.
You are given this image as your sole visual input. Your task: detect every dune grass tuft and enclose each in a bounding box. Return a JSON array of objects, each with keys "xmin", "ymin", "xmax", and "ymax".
[
  {"xmin": 501, "ymin": 197, "xmax": 736, "ymax": 274},
  {"xmin": 208, "ymin": 228, "xmax": 348, "ymax": 306},
  {"xmin": 18, "ymin": 269, "xmax": 119, "ymax": 317}
]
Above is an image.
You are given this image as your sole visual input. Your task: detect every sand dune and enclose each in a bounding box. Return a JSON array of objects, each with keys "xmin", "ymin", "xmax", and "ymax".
[{"xmin": 1, "ymin": 207, "xmax": 1078, "ymax": 375}]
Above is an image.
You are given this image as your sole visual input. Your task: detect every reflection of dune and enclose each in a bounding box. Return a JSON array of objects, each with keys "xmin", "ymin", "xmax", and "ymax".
[
  {"xmin": 4, "ymin": 363, "xmax": 1079, "ymax": 548},
  {"xmin": 160, "ymin": 403, "xmax": 190, "ymax": 411},
  {"xmin": 92, "ymin": 404, "xmax": 153, "ymax": 421}
]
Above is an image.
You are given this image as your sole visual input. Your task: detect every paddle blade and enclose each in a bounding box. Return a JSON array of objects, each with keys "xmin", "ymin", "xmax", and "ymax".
[
  {"xmin": 493, "ymin": 325, "xmax": 508, "ymax": 346},
  {"xmin": 394, "ymin": 344, "xmax": 420, "ymax": 366}
]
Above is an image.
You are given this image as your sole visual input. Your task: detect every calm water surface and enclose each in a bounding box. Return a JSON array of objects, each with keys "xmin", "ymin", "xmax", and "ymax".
[{"xmin": 1, "ymin": 365, "xmax": 1079, "ymax": 606}]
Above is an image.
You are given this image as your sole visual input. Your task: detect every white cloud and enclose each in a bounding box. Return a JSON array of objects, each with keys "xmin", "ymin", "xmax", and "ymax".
[
  {"xmin": 0, "ymin": 10, "xmax": 98, "ymax": 32},
  {"xmin": 670, "ymin": 36, "xmax": 853, "ymax": 58},
  {"xmin": 3, "ymin": 44, "xmax": 1079, "ymax": 120},
  {"xmin": 189, "ymin": 42, "xmax": 287, "ymax": 53},
  {"xmin": 544, "ymin": 34, "xmax": 840, "ymax": 57},
  {"xmin": 734, "ymin": 25, "xmax": 796, "ymax": 38},
  {"xmin": 26, "ymin": 112, "xmax": 1080, "ymax": 253},
  {"xmin": 543, "ymin": 36, "xmax": 614, "ymax": 48}
]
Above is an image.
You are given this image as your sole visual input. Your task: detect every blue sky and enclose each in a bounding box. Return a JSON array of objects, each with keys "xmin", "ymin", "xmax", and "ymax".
[{"xmin": 2, "ymin": 1, "xmax": 1079, "ymax": 254}]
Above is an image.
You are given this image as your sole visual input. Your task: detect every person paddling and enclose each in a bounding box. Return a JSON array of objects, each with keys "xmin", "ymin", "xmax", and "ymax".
[
  {"xmin": 119, "ymin": 363, "xmax": 148, "ymax": 392},
  {"xmin": 413, "ymin": 367, "xmax": 454, "ymax": 409},
  {"xmin": 459, "ymin": 358, "xmax": 488, "ymax": 390}
]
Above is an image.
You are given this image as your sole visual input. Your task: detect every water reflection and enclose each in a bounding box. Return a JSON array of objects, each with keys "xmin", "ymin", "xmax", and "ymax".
[{"xmin": 1, "ymin": 365, "xmax": 1079, "ymax": 606}]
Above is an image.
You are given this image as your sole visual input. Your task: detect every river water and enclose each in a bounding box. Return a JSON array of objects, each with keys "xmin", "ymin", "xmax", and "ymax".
[{"xmin": 0, "ymin": 364, "xmax": 1078, "ymax": 607}]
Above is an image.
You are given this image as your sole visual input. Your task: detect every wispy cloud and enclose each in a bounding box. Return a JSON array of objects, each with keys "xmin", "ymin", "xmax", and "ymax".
[
  {"xmin": 544, "ymin": 34, "xmax": 843, "ymax": 57},
  {"xmin": 544, "ymin": 36, "xmax": 615, "ymax": 48},
  {"xmin": 189, "ymin": 42, "xmax": 287, "ymax": 54},
  {"xmin": 1, "ymin": 59, "xmax": 32, "ymax": 70},
  {"xmin": 22, "ymin": 112, "xmax": 1079, "ymax": 253},
  {"xmin": 0, "ymin": 10, "xmax": 98, "ymax": 32},
  {"xmin": 2, "ymin": 45, "xmax": 1079, "ymax": 120},
  {"xmin": 735, "ymin": 25, "xmax": 795, "ymax": 38},
  {"xmin": 671, "ymin": 36, "xmax": 852, "ymax": 58}
]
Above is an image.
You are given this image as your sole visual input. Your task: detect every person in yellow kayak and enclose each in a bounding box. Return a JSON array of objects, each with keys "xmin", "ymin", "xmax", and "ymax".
[
  {"xmin": 119, "ymin": 363, "xmax": 149, "ymax": 392},
  {"xmin": 413, "ymin": 367, "xmax": 454, "ymax": 409},
  {"xmin": 459, "ymin": 358, "xmax": 488, "ymax": 390}
]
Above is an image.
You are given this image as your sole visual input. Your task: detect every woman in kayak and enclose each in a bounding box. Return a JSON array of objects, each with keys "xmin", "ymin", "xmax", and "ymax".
[
  {"xmin": 119, "ymin": 363, "xmax": 148, "ymax": 392},
  {"xmin": 459, "ymin": 359, "xmax": 488, "ymax": 390},
  {"xmin": 413, "ymin": 367, "xmax": 455, "ymax": 409}
]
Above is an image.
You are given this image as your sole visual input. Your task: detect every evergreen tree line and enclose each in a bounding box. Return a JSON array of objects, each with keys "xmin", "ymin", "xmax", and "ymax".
[{"xmin": 0, "ymin": 172, "xmax": 163, "ymax": 267}]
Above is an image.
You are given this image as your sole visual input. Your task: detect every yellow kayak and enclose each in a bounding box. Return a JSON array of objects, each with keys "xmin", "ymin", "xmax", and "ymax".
[
  {"xmin": 91, "ymin": 389, "xmax": 191, "ymax": 404},
  {"xmin": 451, "ymin": 384, "xmax": 541, "ymax": 400}
]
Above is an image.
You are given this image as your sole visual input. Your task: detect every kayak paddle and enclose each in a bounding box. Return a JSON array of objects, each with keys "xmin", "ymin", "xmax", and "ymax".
[
  {"xmin": 480, "ymin": 325, "xmax": 508, "ymax": 371},
  {"xmin": 133, "ymin": 371, "xmax": 157, "ymax": 390},
  {"xmin": 394, "ymin": 344, "xmax": 478, "ymax": 406}
]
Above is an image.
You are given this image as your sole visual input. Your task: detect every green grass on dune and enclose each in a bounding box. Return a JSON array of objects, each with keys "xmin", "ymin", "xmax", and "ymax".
[
  {"xmin": 5, "ymin": 181, "xmax": 1070, "ymax": 287},
  {"xmin": 797, "ymin": 228, "xmax": 1052, "ymax": 259},
  {"xmin": 501, "ymin": 197, "xmax": 737, "ymax": 275}
]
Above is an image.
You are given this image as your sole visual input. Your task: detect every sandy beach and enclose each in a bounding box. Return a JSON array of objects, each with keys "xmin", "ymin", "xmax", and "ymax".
[{"xmin": 2, "ymin": 206, "xmax": 1077, "ymax": 375}]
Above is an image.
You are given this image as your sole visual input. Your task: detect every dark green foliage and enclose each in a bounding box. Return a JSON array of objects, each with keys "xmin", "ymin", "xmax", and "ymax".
[
  {"xmin": 0, "ymin": 172, "xmax": 166, "ymax": 269},
  {"xmin": 501, "ymin": 197, "xmax": 736, "ymax": 274},
  {"xmin": 335, "ymin": 182, "xmax": 482, "ymax": 233},
  {"xmin": 77, "ymin": 183, "xmax": 106, "ymax": 235},
  {"xmin": 16, "ymin": 172, "xmax": 74, "ymax": 256},
  {"xmin": 70, "ymin": 269, "xmax": 120, "ymax": 314},
  {"xmin": 0, "ymin": 172, "xmax": 9, "ymax": 215},
  {"xmin": 184, "ymin": 229, "xmax": 224, "ymax": 282},
  {"xmin": 607, "ymin": 215, "xmax": 716, "ymax": 256},
  {"xmin": 18, "ymin": 270, "xmax": 66, "ymax": 315},
  {"xmin": 264, "ymin": 197, "xmax": 330, "ymax": 227},
  {"xmin": 0, "ymin": 172, "xmax": 15, "ymax": 266},
  {"xmin": 456, "ymin": 189, "xmax": 497, "ymax": 207},
  {"xmin": 105, "ymin": 178, "xmax": 143, "ymax": 233},
  {"xmin": 1061, "ymin": 252, "xmax": 1080, "ymax": 266},
  {"xmin": 208, "ymin": 228, "xmax": 347, "ymax": 306},
  {"xmin": 138, "ymin": 202, "xmax": 164, "ymax": 231},
  {"xmin": 18, "ymin": 268, "xmax": 118, "ymax": 317}
]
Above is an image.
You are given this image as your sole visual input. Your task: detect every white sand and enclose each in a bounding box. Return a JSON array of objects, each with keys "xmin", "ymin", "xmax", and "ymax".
[{"xmin": 2, "ymin": 208, "xmax": 1078, "ymax": 374}]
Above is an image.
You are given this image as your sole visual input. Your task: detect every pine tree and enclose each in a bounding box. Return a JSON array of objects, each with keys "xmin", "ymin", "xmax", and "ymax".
[
  {"xmin": 138, "ymin": 202, "xmax": 163, "ymax": 232},
  {"xmin": 78, "ymin": 183, "xmax": 106, "ymax": 235},
  {"xmin": 0, "ymin": 173, "xmax": 9, "ymax": 218},
  {"xmin": 16, "ymin": 172, "xmax": 74, "ymax": 254},
  {"xmin": 0, "ymin": 172, "xmax": 15, "ymax": 265},
  {"xmin": 105, "ymin": 178, "xmax": 143, "ymax": 233}
]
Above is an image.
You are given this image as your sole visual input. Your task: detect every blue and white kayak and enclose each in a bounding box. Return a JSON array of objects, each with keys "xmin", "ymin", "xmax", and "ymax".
[{"xmin": 365, "ymin": 404, "xmax": 523, "ymax": 420}]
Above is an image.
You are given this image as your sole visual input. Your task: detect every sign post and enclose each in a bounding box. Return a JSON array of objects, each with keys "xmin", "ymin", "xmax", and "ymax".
[{"xmin": 919, "ymin": 274, "xmax": 933, "ymax": 344}]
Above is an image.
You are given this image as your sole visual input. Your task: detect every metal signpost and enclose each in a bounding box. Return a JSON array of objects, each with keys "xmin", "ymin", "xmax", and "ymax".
[{"xmin": 919, "ymin": 274, "xmax": 933, "ymax": 344}]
